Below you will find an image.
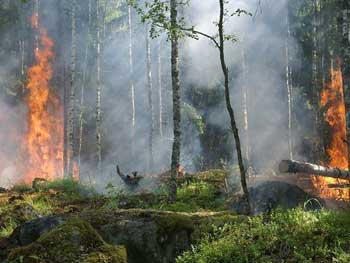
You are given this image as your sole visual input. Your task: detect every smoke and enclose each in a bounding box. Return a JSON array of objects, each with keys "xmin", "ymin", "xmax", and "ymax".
[
  {"xmin": 183, "ymin": 0, "xmax": 301, "ymax": 173},
  {"xmin": 0, "ymin": 0, "xmax": 309, "ymax": 190}
]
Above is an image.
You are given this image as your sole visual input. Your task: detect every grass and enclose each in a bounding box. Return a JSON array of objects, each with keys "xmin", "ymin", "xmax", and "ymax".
[
  {"xmin": 177, "ymin": 208, "xmax": 350, "ymax": 263},
  {"xmin": 23, "ymin": 195, "xmax": 53, "ymax": 216},
  {"xmin": 0, "ymin": 218, "xmax": 17, "ymax": 238},
  {"xmin": 157, "ymin": 182, "xmax": 226, "ymax": 212},
  {"xmin": 103, "ymin": 181, "xmax": 226, "ymax": 213},
  {"xmin": 10, "ymin": 183, "xmax": 32, "ymax": 193},
  {"xmin": 44, "ymin": 178, "xmax": 98, "ymax": 200}
]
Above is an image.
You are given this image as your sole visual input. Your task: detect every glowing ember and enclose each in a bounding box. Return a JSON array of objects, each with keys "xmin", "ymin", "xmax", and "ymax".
[
  {"xmin": 23, "ymin": 13, "xmax": 63, "ymax": 183},
  {"xmin": 313, "ymin": 58, "xmax": 350, "ymax": 200}
]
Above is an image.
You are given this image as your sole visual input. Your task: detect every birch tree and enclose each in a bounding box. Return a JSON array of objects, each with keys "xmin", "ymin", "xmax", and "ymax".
[
  {"xmin": 128, "ymin": 2, "xmax": 136, "ymax": 157},
  {"xmin": 67, "ymin": 0, "xmax": 77, "ymax": 177},
  {"xmin": 146, "ymin": 27, "xmax": 155, "ymax": 170},
  {"xmin": 77, "ymin": 0, "xmax": 92, "ymax": 175},
  {"xmin": 96, "ymin": 0, "xmax": 102, "ymax": 175},
  {"xmin": 285, "ymin": 12, "xmax": 293, "ymax": 160},
  {"xmin": 131, "ymin": 0, "xmax": 183, "ymax": 202},
  {"xmin": 181, "ymin": 1, "xmax": 252, "ymax": 214},
  {"xmin": 158, "ymin": 40, "xmax": 164, "ymax": 137}
]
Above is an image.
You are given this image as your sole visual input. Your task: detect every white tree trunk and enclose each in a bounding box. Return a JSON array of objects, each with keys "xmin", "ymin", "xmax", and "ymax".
[
  {"xmin": 77, "ymin": 0, "xmax": 92, "ymax": 175},
  {"xmin": 96, "ymin": 0, "xmax": 102, "ymax": 175},
  {"xmin": 158, "ymin": 40, "xmax": 164, "ymax": 137},
  {"xmin": 67, "ymin": 0, "xmax": 77, "ymax": 177},
  {"xmin": 146, "ymin": 28, "xmax": 155, "ymax": 171},
  {"xmin": 285, "ymin": 13, "xmax": 293, "ymax": 160},
  {"xmin": 241, "ymin": 47, "xmax": 252, "ymax": 176},
  {"xmin": 128, "ymin": 3, "xmax": 136, "ymax": 158}
]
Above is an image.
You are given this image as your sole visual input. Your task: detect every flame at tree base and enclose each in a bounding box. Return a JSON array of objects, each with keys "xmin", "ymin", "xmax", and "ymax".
[
  {"xmin": 312, "ymin": 58, "xmax": 350, "ymax": 201},
  {"xmin": 22, "ymin": 13, "xmax": 63, "ymax": 184}
]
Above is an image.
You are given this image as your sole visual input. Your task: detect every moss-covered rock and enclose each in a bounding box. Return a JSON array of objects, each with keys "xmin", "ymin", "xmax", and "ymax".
[
  {"xmin": 7, "ymin": 218, "xmax": 127, "ymax": 263},
  {"xmin": 81, "ymin": 208, "xmax": 240, "ymax": 263}
]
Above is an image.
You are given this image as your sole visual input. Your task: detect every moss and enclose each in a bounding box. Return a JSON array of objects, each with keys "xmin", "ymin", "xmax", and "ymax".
[
  {"xmin": 195, "ymin": 169, "xmax": 229, "ymax": 181},
  {"xmin": 7, "ymin": 218, "xmax": 127, "ymax": 263},
  {"xmin": 83, "ymin": 245, "xmax": 127, "ymax": 263},
  {"xmin": 153, "ymin": 212, "xmax": 195, "ymax": 243}
]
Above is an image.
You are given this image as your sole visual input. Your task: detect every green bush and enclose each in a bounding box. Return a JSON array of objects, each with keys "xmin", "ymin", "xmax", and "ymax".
[
  {"xmin": 10, "ymin": 183, "xmax": 32, "ymax": 193},
  {"xmin": 177, "ymin": 208, "xmax": 350, "ymax": 263},
  {"xmin": 157, "ymin": 182, "xmax": 225, "ymax": 212},
  {"xmin": 44, "ymin": 179, "xmax": 97, "ymax": 199}
]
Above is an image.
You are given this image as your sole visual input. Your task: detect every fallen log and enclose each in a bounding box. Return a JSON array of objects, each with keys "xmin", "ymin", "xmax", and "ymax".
[
  {"xmin": 279, "ymin": 160, "xmax": 350, "ymax": 180},
  {"xmin": 328, "ymin": 184, "xmax": 350, "ymax": 189}
]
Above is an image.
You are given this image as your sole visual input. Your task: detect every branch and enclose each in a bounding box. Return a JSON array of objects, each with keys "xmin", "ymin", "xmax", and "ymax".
[{"xmin": 181, "ymin": 27, "xmax": 220, "ymax": 49}]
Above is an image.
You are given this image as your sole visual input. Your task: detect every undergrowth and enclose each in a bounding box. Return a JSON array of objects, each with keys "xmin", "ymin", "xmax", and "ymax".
[{"xmin": 177, "ymin": 208, "xmax": 350, "ymax": 263}]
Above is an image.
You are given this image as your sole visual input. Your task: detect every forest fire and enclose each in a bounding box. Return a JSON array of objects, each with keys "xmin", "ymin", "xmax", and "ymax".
[
  {"xmin": 312, "ymin": 59, "xmax": 350, "ymax": 200},
  {"xmin": 22, "ymin": 13, "xmax": 63, "ymax": 183}
]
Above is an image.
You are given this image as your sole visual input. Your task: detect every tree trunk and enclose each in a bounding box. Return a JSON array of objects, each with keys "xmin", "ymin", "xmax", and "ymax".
[
  {"xmin": 169, "ymin": 0, "xmax": 181, "ymax": 203},
  {"xmin": 67, "ymin": 0, "xmax": 77, "ymax": 177},
  {"xmin": 128, "ymin": 3, "xmax": 136, "ymax": 157},
  {"xmin": 241, "ymin": 47, "xmax": 252, "ymax": 177},
  {"xmin": 279, "ymin": 159, "xmax": 350, "ymax": 180},
  {"xmin": 77, "ymin": 0, "xmax": 92, "ymax": 175},
  {"xmin": 285, "ymin": 12, "xmax": 293, "ymax": 160},
  {"xmin": 96, "ymin": 0, "xmax": 102, "ymax": 175},
  {"xmin": 218, "ymin": 0, "xmax": 251, "ymax": 214},
  {"xmin": 146, "ymin": 27, "xmax": 155, "ymax": 171},
  {"xmin": 158, "ymin": 40, "xmax": 164, "ymax": 137}
]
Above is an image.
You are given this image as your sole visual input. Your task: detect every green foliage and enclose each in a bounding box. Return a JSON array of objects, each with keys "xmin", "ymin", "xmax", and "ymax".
[
  {"xmin": 11, "ymin": 183, "xmax": 32, "ymax": 194},
  {"xmin": 22, "ymin": 195, "xmax": 53, "ymax": 216},
  {"xmin": 182, "ymin": 103, "xmax": 205, "ymax": 135},
  {"xmin": 158, "ymin": 181, "xmax": 225, "ymax": 212},
  {"xmin": 44, "ymin": 179, "xmax": 97, "ymax": 199},
  {"xmin": 0, "ymin": 218, "xmax": 17, "ymax": 238},
  {"xmin": 177, "ymin": 208, "xmax": 350, "ymax": 263}
]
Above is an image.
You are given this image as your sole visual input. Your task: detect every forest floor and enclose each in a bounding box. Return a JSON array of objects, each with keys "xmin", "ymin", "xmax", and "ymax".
[{"xmin": 0, "ymin": 171, "xmax": 349, "ymax": 263}]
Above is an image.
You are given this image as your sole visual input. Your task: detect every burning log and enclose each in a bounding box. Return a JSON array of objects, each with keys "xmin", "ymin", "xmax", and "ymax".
[
  {"xmin": 279, "ymin": 160, "xmax": 350, "ymax": 180},
  {"xmin": 328, "ymin": 184, "xmax": 350, "ymax": 189}
]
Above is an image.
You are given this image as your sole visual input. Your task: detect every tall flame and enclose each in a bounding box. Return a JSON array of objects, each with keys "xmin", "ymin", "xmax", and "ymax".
[
  {"xmin": 23, "ymin": 13, "xmax": 63, "ymax": 183},
  {"xmin": 313, "ymin": 58, "xmax": 350, "ymax": 200}
]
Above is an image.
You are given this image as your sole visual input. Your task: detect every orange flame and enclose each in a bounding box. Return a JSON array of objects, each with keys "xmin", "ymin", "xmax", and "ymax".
[
  {"xmin": 313, "ymin": 58, "xmax": 350, "ymax": 200},
  {"xmin": 23, "ymin": 14, "xmax": 63, "ymax": 183},
  {"xmin": 72, "ymin": 162, "xmax": 80, "ymax": 181}
]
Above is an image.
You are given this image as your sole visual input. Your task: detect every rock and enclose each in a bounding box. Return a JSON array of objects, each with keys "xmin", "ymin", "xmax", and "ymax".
[
  {"xmin": 13, "ymin": 203, "xmax": 41, "ymax": 222},
  {"xmin": 8, "ymin": 216, "xmax": 65, "ymax": 246},
  {"xmin": 81, "ymin": 209, "xmax": 240, "ymax": 263},
  {"xmin": 7, "ymin": 218, "xmax": 127, "ymax": 263},
  {"xmin": 3, "ymin": 209, "xmax": 239, "ymax": 263},
  {"xmin": 0, "ymin": 187, "xmax": 7, "ymax": 193},
  {"xmin": 32, "ymin": 178, "xmax": 48, "ymax": 191},
  {"xmin": 227, "ymin": 181, "xmax": 322, "ymax": 215}
]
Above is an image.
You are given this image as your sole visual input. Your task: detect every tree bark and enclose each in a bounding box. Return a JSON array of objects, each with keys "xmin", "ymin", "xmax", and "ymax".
[
  {"xmin": 146, "ymin": 27, "xmax": 155, "ymax": 171},
  {"xmin": 96, "ymin": 0, "xmax": 102, "ymax": 175},
  {"xmin": 77, "ymin": 0, "xmax": 92, "ymax": 175},
  {"xmin": 241, "ymin": 47, "xmax": 252, "ymax": 176},
  {"xmin": 67, "ymin": 0, "xmax": 77, "ymax": 177},
  {"xmin": 158, "ymin": 40, "xmax": 164, "ymax": 137},
  {"xmin": 285, "ymin": 12, "xmax": 293, "ymax": 160},
  {"xmin": 279, "ymin": 159, "xmax": 350, "ymax": 180},
  {"xmin": 218, "ymin": 0, "xmax": 251, "ymax": 214},
  {"xmin": 169, "ymin": 0, "xmax": 181, "ymax": 203},
  {"xmin": 128, "ymin": 3, "xmax": 136, "ymax": 158}
]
